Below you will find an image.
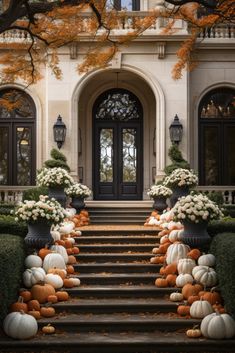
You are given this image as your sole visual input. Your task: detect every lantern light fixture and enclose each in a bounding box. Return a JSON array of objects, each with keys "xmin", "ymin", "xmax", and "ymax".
[
  {"xmin": 53, "ymin": 115, "xmax": 66, "ymax": 149},
  {"xmin": 169, "ymin": 114, "xmax": 183, "ymax": 144}
]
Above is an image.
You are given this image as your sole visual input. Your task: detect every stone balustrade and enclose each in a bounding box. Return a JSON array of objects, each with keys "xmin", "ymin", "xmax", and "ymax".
[{"xmin": 198, "ymin": 24, "xmax": 235, "ymax": 39}]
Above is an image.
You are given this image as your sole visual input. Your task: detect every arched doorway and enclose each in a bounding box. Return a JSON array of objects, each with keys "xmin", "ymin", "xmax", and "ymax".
[
  {"xmin": 0, "ymin": 88, "xmax": 36, "ymax": 186},
  {"xmin": 198, "ymin": 87, "xmax": 235, "ymax": 185},
  {"xmin": 93, "ymin": 88, "xmax": 143, "ymax": 200}
]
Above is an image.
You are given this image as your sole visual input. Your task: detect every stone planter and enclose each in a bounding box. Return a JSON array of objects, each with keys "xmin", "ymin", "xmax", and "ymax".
[
  {"xmin": 24, "ymin": 221, "xmax": 54, "ymax": 250},
  {"xmin": 152, "ymin": 196, "xmax": 168, "ymax": 214},
  {"xmin": 70, "ymin": 196, "xmax": 85, "ymax": 214},
  {"xmin": 181, "ymin": 220, "xmax": 211, "ymax": 250},
  {"xmin": 48, "ymin": 186, "xmax": 67, "ymax": 208},
  {"xmin": 169, "ymin": 186, "xmax": 190, "ymax": 208}
]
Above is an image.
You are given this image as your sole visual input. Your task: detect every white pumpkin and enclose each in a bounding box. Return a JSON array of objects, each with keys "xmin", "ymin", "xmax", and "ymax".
[
  {"xmin": 192, "ymin": 266, "xmax": 217, "ymax": 287},
  {"xmin": 43, "ymin": 253, "xmax": 66, "ymax": 272},
  {"xmin": 23, "ymin": 267, "xmax": 46, "ymax": 288},
  {"xmin": 69, "ymin": 277, "xmax": 81, "ymax": 286},
  {"xmin": 160, "ymin": 235, "xmax": 169, "ymax": 244},
  {"xmin": 166, "ymin": 243, "xmax": 190, "ymax": 264},
  {"xmin": 168, "ymin": 229, "xmax": 183, "ymax": 243},
  {"xmin": 169, "ymin": 292, "xmax": 184, "ymax": 302},
  {"xmin": 168, "ymin": 221, "xmax": 183, "ymax": 231},
  {"xmin": 201, "ymin": 312, "xmax": 235, "ymax": 339},
  {"xmin": 198, "ymin": 254, "xmax": 216, "ymax": 267},
  {"xmin": 177, "ymin": 258, "xmax": 196, "ymax": 275},
  {"xmin": 3, "ymin": 311, "xmax": 38, "ymax": 339},
  {"xmin": 176, "ymin": 273, "xmax": 194, "ymax": 287},
  {"xmin": 65, "ymin": 208, "xmax": 76, "ymax": 217},
  {"xmin": 24, "ymin": 254, "xmax": 42, "ymax": 269},
  {"xmin": 190, "ymin": 300, "xmax": 214, "ymax": 319},
  {"xmin": 45, "ymin": 273, "xmax": 63, "ymax": 289},
  {"xmin": 148, "ymin": 217, "xmax": 160, "ymax": 225},
  {"xmin": 50, "ymin": 230, "xmax": 61, "ymax": 242},
  {"xmin": 65, "ymin": 236, "xmax": 75, "ymax": 245},
  {"xmin": 59, "ymin": 221, "xmax": 75, "ymax": 234},
  {"xmin": 50, "ymin": 245, "xmax": 68, "ymax": 264}
]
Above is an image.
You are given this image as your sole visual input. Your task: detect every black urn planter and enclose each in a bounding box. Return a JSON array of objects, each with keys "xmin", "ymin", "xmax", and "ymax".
[
  {"xmin": 24, "ymin": 221, "xmax": 54, "ymax": 250},
  {"xmin": 152, "ymin": 196, "xmax": 168, "ymax": 214},
  {"xmin": 169, "ymin": 186, "xmax": 190, "ymax": 208},
  {"xmin": 70, "ymin": 196, "xmax": 85, "ymax": 214},
  {"xmin": 48, "ymin": 186, "xmax": 67, "ymax": 208},
  {"xmin": 181, "ymin": 220, "xmax": 211, "ymax": 251}
]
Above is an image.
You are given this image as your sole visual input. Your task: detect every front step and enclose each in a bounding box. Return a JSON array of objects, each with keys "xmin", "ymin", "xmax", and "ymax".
[
  {"xmin": 78, "ymin": 244, "xmax": 156, "ymax": 253},
  {"xmin": 74, "ymin": 263, "xmax": 161, "ymax": 273},
  {"xmin": 77, "ymin": 236, "xmax": 159, "ymax": 244},
  {"xmin": 76, "ymin": 253, "xmax": 153, "ymax": 262},
  {"xmin": 79, "ymin": 228, "xmax": 160, "ymax": 236},
  {"xmin": 78, "ymin": 273, "xmax": 159, "ymax": 285}
]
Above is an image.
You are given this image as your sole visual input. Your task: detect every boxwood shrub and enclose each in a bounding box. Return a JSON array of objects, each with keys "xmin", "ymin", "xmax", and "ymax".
[
  {"xmin": 0, "ymin": 234, "xmax": 26, "ymax": 325},
  {"xmin": 0, "ymin": 203, "xmax": 15, "ymax": 215},
  {"xmin": 210, "ymin": 232, "xmax": 235, "ymax": 318},
  {"xmin": 207, "ymin": 219, "xmax": 235, "ymax": 238},
  {"xmin": 0, "ymin": 215, "xmax": 27, "ymax": 237}
]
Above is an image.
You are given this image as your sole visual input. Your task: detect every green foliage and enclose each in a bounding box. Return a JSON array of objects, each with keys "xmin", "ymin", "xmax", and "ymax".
[
  {"xmin": 208, "ymin": 219, "xmax": 235, "ymax": 238},
  {"xmin": 204, "ymin": 191, "xmax": 224, "ymax": 206},
  {"xmin": 0, "ymin": 234, "xmax": 26, "ymax": 325},
  {"xmin": 0, "ymin": 203, "xmax": 15, "ymax": 215},
  {"xmin": 164, "ymin": 143, "xmax": 190, "ymax": 175},
  {"xmin": 0, "ymin": 215, "xmax": 27, "ymax": 237},
  {"xmin": 223, "ymin": 205, "xmax": 235, "ymax": 218},
  {"xmin": 210, "ymin": 233, "xmax": 235, "ymax": 318},
  {"xmin": 22, "ymin": 186, "xmax": 48, "ymax": 201},
  {"xmin": 43, "ymin": 148, "xmax": 70, "ymax": 172}
]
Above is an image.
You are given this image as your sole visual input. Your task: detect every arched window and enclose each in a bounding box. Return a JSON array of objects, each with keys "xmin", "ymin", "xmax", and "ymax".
[
  {"xmin": 0, "ymin": 88, "xmax": 36, "ymax": 186},
  {"xmin": 198, "ymin": 87, "xmax": 235, "ymax": 185}
]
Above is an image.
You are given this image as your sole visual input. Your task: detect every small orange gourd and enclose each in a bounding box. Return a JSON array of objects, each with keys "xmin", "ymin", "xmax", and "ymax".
[
  {"xmin": 155, "ymin": 278, "xmax": 168, "ymax": 288},
  {"xmin": 40, "ymin": 306, "xmax": 55, "ymax": 318}
]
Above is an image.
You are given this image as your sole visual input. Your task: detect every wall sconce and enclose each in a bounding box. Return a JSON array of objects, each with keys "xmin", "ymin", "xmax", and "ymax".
[
  {"xmin": 53, "ymin": 115, "xmax": 67, "ymax": 149},
  {"xmin": 169, "ymin": 114, "xmax": 183, "ymax": 144}
]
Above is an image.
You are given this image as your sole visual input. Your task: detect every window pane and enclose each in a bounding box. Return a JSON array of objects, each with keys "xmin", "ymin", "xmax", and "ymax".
[
  {"xmin": 122, "ymin": 128, "xmax": 137, "ymax": 182},
  {"xmin": 100, "ymin": 129, "xmax": 113, "ymax": 182},
  {"xmin": 121, "ymin": 0, "xmax": 133, "ymax": 10},
  {"xmin": 0, "ymin": 89, "xmax": 35, "ymax": 119},
  {"xmin": 199, "ymin": 88, "xmax": 235, "ymax": 119},
  {"xmin": 226, "ymin": 126, "xmax": 235, "ymax": 185},
  {"xmin": 16, "ymin": 127, "xmax": 32, "ymax": 185},
  {"xmin": 203, "ymin": 127, "xmax": 219, "ymax": 185},
  {"xmin": 0, "ymin": 127, "xmax": 8, "ymax": 185}
]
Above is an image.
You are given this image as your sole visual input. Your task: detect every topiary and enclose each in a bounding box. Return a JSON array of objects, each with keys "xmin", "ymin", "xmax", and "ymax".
[
  {"xmin": 22, "ymin": 186, "xmax": 48, "ymax": 201},
  {"xmin": 44, "ymin": 148, "xmax": 70, "ymax": 172},
  {"xmin": 164, "ymin": 144, "xmax": 190, "ymax": 175}
]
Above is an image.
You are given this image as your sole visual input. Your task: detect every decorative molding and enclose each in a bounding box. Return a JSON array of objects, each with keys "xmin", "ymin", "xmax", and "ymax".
[
  {"xmin": 111, "ymin": 52, "xmax": 122, "ymax": 69},
  {"xmin": 78, "ymin": 127, "xmax": 82, "ymax": 155},
  {"xmin": 157, "ymin": 42, "xmax": 166, "ymax": 59},
  {"xmin": 69, "ymin": 42, "xmax": 78, "ymax": 60}
]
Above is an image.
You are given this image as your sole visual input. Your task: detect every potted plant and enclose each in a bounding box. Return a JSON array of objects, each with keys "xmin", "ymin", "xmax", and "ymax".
[
  {"xmin": 36, "ymin": 167, "xmax": 74, "ymax": 207},
  {"xmin": 163, "ymin": 168, "xmax": 198, "ymax": 207},
  {"xmin": 15, "ymin": 195, "xmax": 66, "ymax": 249},
  {"xmin": 65, "ymin": 183, "xmax": 92, "ymax": 214},
  {"xmin": 172, "ymin": 192, "xmax": 223, "ymax": 249},
  {"xmin": 147, "ymin": 184, "xmax": 172, "ymax": 214}
]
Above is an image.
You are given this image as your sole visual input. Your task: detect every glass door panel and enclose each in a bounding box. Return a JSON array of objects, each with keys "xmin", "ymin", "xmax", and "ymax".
[
  {"xmin": 224, "ymin": 125, "xmax": 235, "ymax": 185},
  {"xmin": 0, "ymin": 126, "xmax": 9, "ymax": 185},
  {"xmin": 99, "ymin": 129, "xmax": 113, "ymax": 182},
  {"xmin": 122, "ymin": 128, "xmax": 137, "ymax": 182},
  {"xmin": 203, "ymin": 126, "xmax": 220, "ymax": 185},
  {"xmin": 15, "ymin": 126, "xmax": 32, "ymax": 185}
]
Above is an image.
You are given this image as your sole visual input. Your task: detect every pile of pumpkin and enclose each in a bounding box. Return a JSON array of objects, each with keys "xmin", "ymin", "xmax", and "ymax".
[
  {"xmin": 150, "ymin": 216, "xmax": 235, "ymax": 340},
  {"xmin": 144, "ymin": 210, "xmax": 161, "ymax": 226},
  {"xmin": 71, "ymin": 209, "xmax": 90, "ymax": 227},
  {"xmin": 3, "ymin": 221, "xmax": 82, "ymax": 340}
]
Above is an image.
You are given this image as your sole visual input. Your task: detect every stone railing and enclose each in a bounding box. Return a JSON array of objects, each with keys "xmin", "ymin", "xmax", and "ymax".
[
  {"xmin": 1, "ymin": 185, "xmax": 235, "ymax": 204},
  {"xmin": 0, "ymin": 29, "xmax": 31, "ymax": 43},
  {"xmin": 197, "ymin": 24, "xmax": 235, "ymax": 39}
]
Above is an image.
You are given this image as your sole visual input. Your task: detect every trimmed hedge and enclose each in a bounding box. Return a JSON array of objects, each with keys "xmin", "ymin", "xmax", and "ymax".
[
  {"xmin": 0, "ymin": 203, "xmax": 15, "ymax": 215},
  {"xmin": 0, "ymin": 215, "xmax": 27, "ymax": 237},
  {"xmin": 22, "ymin": 186, "xmax": 48, "ymax": 202},
  {"xmin": 0, "ymin": 234, "xmax": 26, "ymax": 326},
  {"xmin": 208, "ymin": 219, "xmax": 235, "ymax": 238},
  {"xmin": 210, "ymin": 232, "xmax": 235, "ymax": 318}
]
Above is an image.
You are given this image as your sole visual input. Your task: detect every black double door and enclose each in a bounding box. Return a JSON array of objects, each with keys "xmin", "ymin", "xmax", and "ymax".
[{"xmin": 93, "ymin": 121, "xmax": 143, "ymax": 200}]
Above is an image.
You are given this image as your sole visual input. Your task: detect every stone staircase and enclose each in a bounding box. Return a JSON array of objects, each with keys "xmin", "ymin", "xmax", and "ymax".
[{"xmin": 1, "ymin": 227, "xmax": 235, "ymax": 353}]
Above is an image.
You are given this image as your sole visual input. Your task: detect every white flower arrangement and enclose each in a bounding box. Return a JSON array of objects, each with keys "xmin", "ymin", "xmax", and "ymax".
[
  {"xmin": 37, "ymin": 167, "xmax": 74, "ymax": 188},
  {"xmin": 163, "ymin": 168, "xmax": 198, "ymax": 189},
  {"xmin": 172, "ymin": 192, "xmax": 223, "ymax": 224},
  {"xmin": 147, "ymin": 184, "xmax": 172, "ymax": 198},
  {"xmin": 65, "ymin": 183, "xmax": 92, "ymax": 198},
  {"xmin": 14, "ymin": 195, "xmax": 66, "ymax": 224}
]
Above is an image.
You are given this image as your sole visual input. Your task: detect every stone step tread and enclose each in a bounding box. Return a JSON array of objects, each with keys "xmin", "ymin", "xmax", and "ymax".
[
  {"xmin": 54, "ymin": 298, "xmax": 175, "ymax": 306},
  {"xmin": 78, "ymin": 273, "xmax": 158, "ymax": 279},
  {"xmin": 74, "ymin": 263, "xmax": 160, "ymax": 273},
  {"xmin": 77, "ymin": 236, "xmax": 159, "ymax": 243},
  {"xmin": 78, "ymin": 245, "xmax": 156, "ymax": 250},
  {"xmin": 1, "ymin": 331, "xmax": 235, "ymax": 353},
  {"xmin": 76, "ymin": 229, "xmax": 160, "ymax": 236},
  {"xmin": 75, "ymin": 254, "xmax": 153, "ymax": 263}
]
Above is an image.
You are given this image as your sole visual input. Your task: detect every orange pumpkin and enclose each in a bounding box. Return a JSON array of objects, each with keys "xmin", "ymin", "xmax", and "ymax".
[
  {"xmin": 56, "ymin": 291, "xmax": 69, "ymax": 301},
  {"xmin": 187, "ymin": 295, "xmax": 200, "ymax": 305},
  {"xmin": 31, "ymin": 283, "xmax": 56, "ymax": 303},
  {"xmin": 40, "ymin": 306, "xmax": 55, "ymax": 318},
  {"xmin": 166, "ymin": 274, "xmax": 177, "ymax": 287},
  {"xmin": 66, "ymin": 265, "xmax": 75, "ymax": 274},
  {"xmin": 67, "ymin": 255, "xmax": 76, "ymax": 264},
  {"xmin": 182, "ymin": 283, "xmax": 203, "ymax": 299},
  {"xmin": 10, "ymin": 296, "xmax": 28, "ymax": 313},
  {"xmin": 66, "ymin": 248, "xmax": 73, "ymax": 255},
  {"xmin": 64, "ymin": 240, "xmax": 72, "ymax": 249},
  {"xmin": 72, "ymin": 247, "xmax": 80, "ymax": 255},
  {"xmin": 19, "ymin": 289, "xmax": 32, "ymax": 302},
  {"xmin": 177, "ymin": 304, "xmax": 191, "ymax": 316},
  {"xmin": 212, "ymin": 303, "xmax": 226, "ymax": 314},
  {"xmin": 187, "ymin": 249, "xmax": 201, "ymax": 260},
  {"xmin": 28, "ymin": 310, "xmax": 41, "ymax": 320},
  {"xmin": 201, "ymin": 289, "xmax": 222, "ymax": 305},
  {"xmin": 28, "ymin": 299, "xmax": 41, "ymax": 311},
  {"xmin": 38, "ymin": 246, "xmax": 52, "ymax": 260},
  {"xmin": 47, "ymin": 268, "xmax": 67, "ymax": 280},
  {"xmin": 63, "ymin": 278, "xmax": 74, "ymax": 288},
  {"xmin": 164, "ymin": 263, "xmax": 177, "ymax": 276},
  {"xmin": 47, "ymin": 295, "xmax": 58, "ymax": 303},
  {"xmin": 155, "ymin": 278, "xmax": 168, "ymax": 288}
]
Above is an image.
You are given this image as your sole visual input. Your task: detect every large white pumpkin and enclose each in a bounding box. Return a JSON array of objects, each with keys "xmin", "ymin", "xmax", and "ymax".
[
  {"xmin": 192, "ymin": 266, "xmax": 217, "ymax": 287},
  {"xmin": 50, "ymin": 230, "xmax": 61, "ymax": 242},
  {"xmin": 190, "ymin": 300, "xmax": 214, "ymax": 319},
  {"xmin": 201, "ymin": 312, "xmax": 235, "ymax": 339},
  {"xmin": 43, "ymin": 253, "xmax": 66, "ymax": 272},
  {"xmin": 177, "ymin": 258, "xmax": 196, "ymax": 275},
  {"xmin": 23, "ymin": 267, "xmax": 46, "ymax": 288},
  {"xmin": 24, "ymin": 254, "xmax": 42, "ymax": 269},
  {"xmin": 166, "ymin": 243, "xmax": 190, "ymax": 264},
  {"xmin": 45, "ymin": 273, "xmax": 63, "ymax": 289},
  {"xmin": 50, "ymin": 245, "xmax": 68, "ymax": 264},
  {"xmin": 198, "ymin": 254, "xmax": 216, "ymax": 267},
  {"xmin": 59, "ymin": 221, "xmax": 74, "ymax": 234},
  {"xmin": 3, "ymin": 311, "xmax": 38, "ymax": 339},
  {"xmin": 176, "ymin": 273, "xmax": 194, "ymax": 287},
  {"xmin": 168, "ymin": 229, "xmax": 183, "ymax": 243}
]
